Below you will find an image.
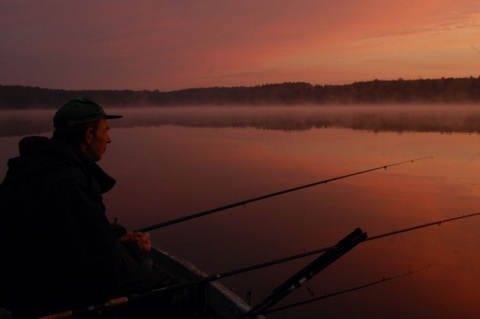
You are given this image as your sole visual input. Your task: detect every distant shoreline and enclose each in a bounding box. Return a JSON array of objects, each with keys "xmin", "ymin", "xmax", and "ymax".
[{"xmin": 1, "ymin": 76, "xmax": 480, "ymax": 109}]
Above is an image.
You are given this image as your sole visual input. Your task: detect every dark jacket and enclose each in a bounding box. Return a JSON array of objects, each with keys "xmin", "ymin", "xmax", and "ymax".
[{"xmin": 0, "ymin": 136, "xmax": 119, "ymax": 318}]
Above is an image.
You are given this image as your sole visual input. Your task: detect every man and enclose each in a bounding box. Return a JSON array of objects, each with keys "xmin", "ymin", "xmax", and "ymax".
[{"xmin": 0, "ymin": 98, "xmax": 147, "ymax": 318}]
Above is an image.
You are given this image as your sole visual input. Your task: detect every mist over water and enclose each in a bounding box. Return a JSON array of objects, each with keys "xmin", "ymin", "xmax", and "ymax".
[
  {"xmin": 2, "ymin": 104, "xmax": 480, "ymax": 137},
  {"xmin": 82, "ymin": 104, "xmax": 480, "ymax": 133},
  {"xmin": 2, "ymin": 106, "xmax": 480, "ymax": 318}
]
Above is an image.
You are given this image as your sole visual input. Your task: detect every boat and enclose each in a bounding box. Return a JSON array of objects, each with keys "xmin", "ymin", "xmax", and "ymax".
[
  {"xmin": 142, "ymin": 243, "xmax": 266, "ymax": 319},
  {"xmin": 31, "ymin": 229, "xmax": 364, "ymax": 319},
  {"xmin": 0, "ymin": 244, "xmax": 264, "ymax": 319}
]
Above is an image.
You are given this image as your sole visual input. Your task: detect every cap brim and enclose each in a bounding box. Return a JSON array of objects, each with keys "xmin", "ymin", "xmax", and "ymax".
[{"xmin": 105, "ymin": 115, "xmax": 123, "ymax": 119}]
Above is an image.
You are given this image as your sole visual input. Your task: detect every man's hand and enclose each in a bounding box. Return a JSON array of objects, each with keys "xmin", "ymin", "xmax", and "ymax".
[{"xmin": 117, "ymin": 231, "xmax": 152, "ymax": 255}]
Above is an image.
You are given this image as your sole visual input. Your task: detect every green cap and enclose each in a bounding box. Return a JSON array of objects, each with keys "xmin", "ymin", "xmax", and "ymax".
[{"xmin": 53, "ymin": 97, "xmax": 122, "ymax": 127}]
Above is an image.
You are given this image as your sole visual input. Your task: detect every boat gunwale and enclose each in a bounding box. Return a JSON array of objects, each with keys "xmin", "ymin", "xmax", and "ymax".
[{"xmin": 150, "ymin": 244, "xmax": 266, "ymax": 319}]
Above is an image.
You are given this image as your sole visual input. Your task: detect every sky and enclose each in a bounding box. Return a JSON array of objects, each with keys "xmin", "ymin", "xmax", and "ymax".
[{"xmin": 1, "ymin": 0, "xmax": 480, "ymax": 91}]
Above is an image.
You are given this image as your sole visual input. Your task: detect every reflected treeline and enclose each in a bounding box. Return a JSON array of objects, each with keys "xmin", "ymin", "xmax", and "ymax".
[
  {"xmin": 115, "ymin": 106, "xmax": 480, "ymax": 133},
  {"xmin": 3, "ymin": 106, "xmax": 480, "ymax": 137}
]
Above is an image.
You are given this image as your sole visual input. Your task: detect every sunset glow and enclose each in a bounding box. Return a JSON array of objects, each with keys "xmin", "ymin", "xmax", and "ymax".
[{"xmin": 1, "ymin": 1, "xmax": 479, "ymax": 91}]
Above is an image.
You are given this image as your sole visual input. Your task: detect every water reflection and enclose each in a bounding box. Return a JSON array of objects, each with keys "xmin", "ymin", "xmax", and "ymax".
[
  {"xmin": 102, "ymin": 126, "xmax": 480, "ymax": 319},
  {"xmin": 1, "ymin": 109, "xmax": 480, "ymax": 318},
  {"xmin": 3, "ymin": 105, "xmax": 480, "ymax": 137}
]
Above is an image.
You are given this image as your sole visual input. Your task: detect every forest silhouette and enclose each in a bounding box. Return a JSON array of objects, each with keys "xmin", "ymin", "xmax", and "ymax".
[
  {"xmin": 1, "ymin": 76, "xmax": 480, "ymax": 109},
  {"xmin": 2, "ymin": 77, "xmax": 480, "ymax": 136}
]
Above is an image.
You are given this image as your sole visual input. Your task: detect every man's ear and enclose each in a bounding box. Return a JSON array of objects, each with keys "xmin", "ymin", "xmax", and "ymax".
[{"xmin": 84, "ymin": 127, "xmax": 94, "ymax": 144}]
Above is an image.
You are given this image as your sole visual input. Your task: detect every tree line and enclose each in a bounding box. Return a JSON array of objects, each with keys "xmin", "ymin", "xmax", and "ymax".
[{"xmin": 1, "ymin": 76, "xmax": 480, "ymax": 109}]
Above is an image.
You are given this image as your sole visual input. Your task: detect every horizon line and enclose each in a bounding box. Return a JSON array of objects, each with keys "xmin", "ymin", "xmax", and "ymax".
[{"xmin": 2, "ymin": 75, "xmax": 480, "ymax": 93}]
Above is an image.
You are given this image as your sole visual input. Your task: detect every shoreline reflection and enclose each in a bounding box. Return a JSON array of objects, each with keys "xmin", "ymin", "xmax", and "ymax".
[{"xmin": 2, "ymin": 105, "xmax": 480, "ymax": 137}]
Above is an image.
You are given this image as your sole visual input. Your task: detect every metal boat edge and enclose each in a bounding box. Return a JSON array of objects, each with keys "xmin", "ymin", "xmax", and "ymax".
[{"xmin": 150, "ymin": 244, "xmax": 266, "ymax": 319}]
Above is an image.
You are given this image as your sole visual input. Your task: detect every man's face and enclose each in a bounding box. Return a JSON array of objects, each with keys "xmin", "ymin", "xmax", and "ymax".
[{"xmin": 83, "ymin": 119, "xmax": 111, "ymax": 162}]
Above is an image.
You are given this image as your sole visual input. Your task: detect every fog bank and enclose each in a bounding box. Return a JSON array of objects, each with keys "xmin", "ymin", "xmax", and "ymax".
[{"xmin": 2, "ymin": 105, "xmax": 480, "ymax": 137}]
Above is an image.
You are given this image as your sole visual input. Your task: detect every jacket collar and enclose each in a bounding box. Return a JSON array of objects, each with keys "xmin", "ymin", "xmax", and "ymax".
[{"xmin": 10, "ymin": 136, "xmax": 116, "ymax": 194}]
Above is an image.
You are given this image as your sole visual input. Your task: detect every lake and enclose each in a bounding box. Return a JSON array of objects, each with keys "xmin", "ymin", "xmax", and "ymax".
[{"xmin": 2, "ymin": 105, "xmax": 480, "ymax": 318}]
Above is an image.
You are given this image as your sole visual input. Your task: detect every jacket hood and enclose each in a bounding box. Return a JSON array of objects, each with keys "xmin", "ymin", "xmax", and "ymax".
[{"xmin": 4, "ymin": 136, "xmax": 116, "ymax": 194}]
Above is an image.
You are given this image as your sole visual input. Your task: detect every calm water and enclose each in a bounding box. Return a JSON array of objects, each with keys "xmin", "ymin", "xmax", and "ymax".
[{"xmin": 2, "ymin": 107, "xmax": 480, "ymax": 318}]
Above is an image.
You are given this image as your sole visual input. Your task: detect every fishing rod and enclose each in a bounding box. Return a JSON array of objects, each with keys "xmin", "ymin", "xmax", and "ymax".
[
  {"xmin": 241, "ymin": 228, "xmax": 367, "ymax": 319},
  {"xmin": 131, "ymin": 212, "xmax": 480, "ymax": 299},
  {"xmin": 40, "ymin": 211, "xmax": 480, "ymax": 319},
  {"xmin": 264, "ymin": 265, "xmax": 431, "ymax": 315},
  {"xmin": 241, "ymin": 212, "xmax": 480, "ymax": 317},
  {"xmin": 136, "ymin": 156, "xmax": 431, "ymax": 232},
  {"xmin": 39, "ymin": 229, "xmax": 365, "ymax": 319},
  {"xmin": 366, "ymin": 211, "xmax": 480, "ymax": 241},
  {"xmin": 257, "ymin": 212, "xmax": 480, "ymax": 316},
  {"xmin": 37, "ymin": 241, "xmax": 340, "ymax": 319},
  {"xmin": 41, "ymin": 257, "xmax": 424, "ymax": 319}
]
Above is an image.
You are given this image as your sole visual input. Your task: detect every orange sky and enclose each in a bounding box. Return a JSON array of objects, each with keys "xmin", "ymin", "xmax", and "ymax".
[{"xmin": 1, "ymin": 0, "xmax": 479, "ymax": 91}]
